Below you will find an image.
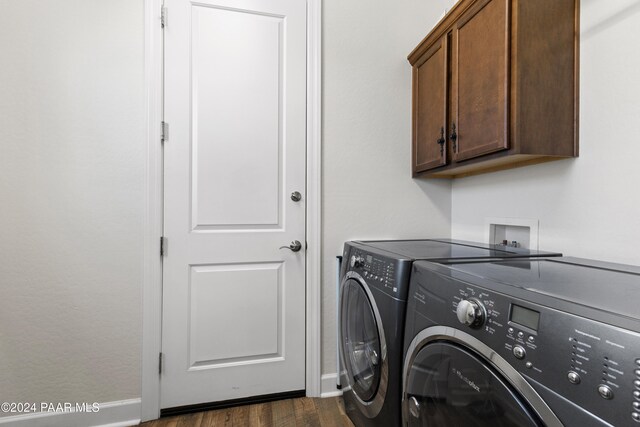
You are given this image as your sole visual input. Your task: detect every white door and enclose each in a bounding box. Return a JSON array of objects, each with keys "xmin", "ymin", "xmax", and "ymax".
[{"xmin": 161, "ymin": 0, "xmax": 307, "ymax": 409}]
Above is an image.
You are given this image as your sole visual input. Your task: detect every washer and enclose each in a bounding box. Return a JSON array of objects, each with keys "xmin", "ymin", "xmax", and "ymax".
[
  {"xmin": 338, "ymin": 239, "xmax": 560, "ymax": 427},
  {"xmin": 403, "ymin": 257, "xmax": 640, "ymax": 426}
]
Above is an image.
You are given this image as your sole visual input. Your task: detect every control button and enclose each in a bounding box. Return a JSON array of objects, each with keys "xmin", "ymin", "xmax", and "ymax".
[
  {"xmin": 528, "ymin": 336, "xmax": 535, "ymax": 343},
  {"xmin": 513, "ymin": 346, "xmax": 526, "ymax": 360},
  {"xmin": 633, "ymin": 401, "xmax": 640, "ymax": 411},
  {"xmin": 598, "ymin": 384, "xmax": 614, "ymax": 400},
  {"xmin": 567, "ymin": 371, "xmax": 581, "ymax": 384},
  {"xmin": 633, "ymin": 412, "xmax": 640, "ymax": 423},
  {"xmin": 525, "ymin": 362, "xmax": 533, "ymax": 369},
  {"xmin": 635, "ymin": 380, "xmax": 640, "ymax": 389},
  {"xmin": 517, "ymin": 331, "xmax": 525, "ymax": 339},
  {"xmin": 635, "ymin": 369, "xmax": 640, "ymax": 378},
  {"xmin": 508, "ymin": 327, "xmax": 514, "ymax": 334},
  {"xmin": 636, "ymin": 358, "xmax": 640, "ymax": 367},
  {"xmin": 634, "ymin": 390, "xmax": 640, "ymax": 400}
]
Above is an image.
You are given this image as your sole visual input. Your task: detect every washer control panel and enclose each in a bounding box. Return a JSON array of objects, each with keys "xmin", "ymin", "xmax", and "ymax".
[
  {"xmin": 344, "ymin": 246, "xmax": 410, "ymax": 299},
  {"xmin": 415, "ymin": 276, "xmax": 640, "ymax": 427}
]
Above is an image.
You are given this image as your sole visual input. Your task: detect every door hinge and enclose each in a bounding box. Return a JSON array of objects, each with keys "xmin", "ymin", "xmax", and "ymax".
[
  {"xmin": 161, "ymin": 121, "xmax": 169, "ymax": 143},
  {"xmin": 159, "ymin": 352, "xmax": 163, "ymax": 374},
  {"xmin": 160, "ymin": 236, "xmax": 167, "ymax": 256},
  {"xmin": 161, "ymin": 7, "xmax": 167, "ymax": 28}
]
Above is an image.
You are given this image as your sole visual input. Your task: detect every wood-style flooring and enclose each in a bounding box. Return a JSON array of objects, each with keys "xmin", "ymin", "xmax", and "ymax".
[{"xmin": 139, "ymin": 397, "xmax": 354, "ymax": 427}]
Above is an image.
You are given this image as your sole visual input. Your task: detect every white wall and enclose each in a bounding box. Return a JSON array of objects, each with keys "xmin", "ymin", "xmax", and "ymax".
[
  {"xmin": 451, "ymin": 0, "xmax": 640, "ymax": 266},
  {"xmin": 0, "ymin": 0, "xmax": 144, "ymax": 411},
  {"xmin": 0, "ymin": 0, "xmax": 455, "ymax": 412},
  {"xmin": 321, "ymin": 0, "xmax": 456, "ymax": 377}
]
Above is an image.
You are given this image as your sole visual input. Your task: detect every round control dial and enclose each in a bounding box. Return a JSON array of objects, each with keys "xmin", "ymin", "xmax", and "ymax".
[
  {"xmin": 456, "ymin": 298, "xmax": 487, "ymax": 328},
  {"xmin": 350, "ymin": 255, "xmax": 364, "ymax": 268}
]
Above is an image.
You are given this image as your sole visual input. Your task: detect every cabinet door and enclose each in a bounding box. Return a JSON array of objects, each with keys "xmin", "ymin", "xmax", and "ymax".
[
  {"xmin": 452, "ymin": 0, "xmax": 510, "ymax": 162},
  {"xmin": 412, "ymin": 37, "xmax": 448, "ymax": 174}
]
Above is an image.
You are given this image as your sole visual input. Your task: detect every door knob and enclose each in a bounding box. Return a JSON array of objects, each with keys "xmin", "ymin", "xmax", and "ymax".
[
  {"xmin": 280, "ymin": 240, "xmax": 302, "ymax": 252},
  {"xmin": 290, "ymin": 191, "xmax": 302, "ymax": 202}
]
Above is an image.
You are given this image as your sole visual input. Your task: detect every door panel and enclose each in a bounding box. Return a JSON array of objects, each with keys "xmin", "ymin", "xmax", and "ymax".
[
  {"xmin": 340, "ymin": 278, "xmax": 382, "ymax": 402},
  {"xmin": 161, "ymin": 0, "xmax": 306, "ymax": 409},
  {"xmin": 453, "ymin": 0, "xmax": 509, "ymax": 162},
  {"xmin": 188, "ymin": 263, "xmax": 282, "ymax": 366},
  {"xmin": 404, "ymin": 342, "xmax": 541, "ymax": 426},
  {"xmin": 192, "ymin": 6, "xmax": 282, "ymax": 229},
  {"xmin": 413, "ymin": 37, "xmax": 447, "ymax": 173}
]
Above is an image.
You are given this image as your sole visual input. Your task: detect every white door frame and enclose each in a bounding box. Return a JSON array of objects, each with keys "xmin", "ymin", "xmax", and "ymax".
[{"xmin": 140, "ymin": 0, "xmax": 322, "ymax": 420}]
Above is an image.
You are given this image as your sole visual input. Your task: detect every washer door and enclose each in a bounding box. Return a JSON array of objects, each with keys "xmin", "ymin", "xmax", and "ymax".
[
  {"xmin": 404, "ymin": 342, "xmax": 542, "ymax": 426},
  {"xmin": 340, "ymin": 277, "xmax": 383, "ymax": 402}
]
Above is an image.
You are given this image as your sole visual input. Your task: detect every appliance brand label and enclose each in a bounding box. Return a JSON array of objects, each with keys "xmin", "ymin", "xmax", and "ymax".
[{"xmin": 452, "ymin": 368, "xmax": 480, "ymax": 393}]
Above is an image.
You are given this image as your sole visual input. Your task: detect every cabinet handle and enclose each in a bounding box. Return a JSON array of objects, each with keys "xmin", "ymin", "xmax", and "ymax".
[
  {"xmin": 450, "ymin": 123, "xmax": 457, "ymax": 151},
  {"xmin": 437, "ymin": 127, "xmax": 445, "ymax": 156}
]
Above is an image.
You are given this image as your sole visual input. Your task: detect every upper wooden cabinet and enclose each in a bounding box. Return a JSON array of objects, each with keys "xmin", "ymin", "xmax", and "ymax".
[
  {"xmin": 409, "ymin": 0, "xmax": 578, "ymax": 178},
  {"xmin": 413, "ymin": 36, "xmax": 448, "ymax": 173}
]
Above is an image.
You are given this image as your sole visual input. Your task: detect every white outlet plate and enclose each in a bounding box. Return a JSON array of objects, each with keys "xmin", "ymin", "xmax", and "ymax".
[{"xmin": 485, "ymin": 217, "xmax": 539, "ymax": 250}]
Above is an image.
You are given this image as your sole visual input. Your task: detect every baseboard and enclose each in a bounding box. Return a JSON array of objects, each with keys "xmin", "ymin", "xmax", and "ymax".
[
  {"xmin": 0, "ymin": 398, "xmax": 141, "ymax": 427},
  {"xmin": 320, "ymin": 373, "xmax": 342, "ymax": 398}
]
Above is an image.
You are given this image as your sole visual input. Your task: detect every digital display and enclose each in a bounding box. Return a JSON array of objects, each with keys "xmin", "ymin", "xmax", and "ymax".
[
  {"xmin": 366, "ymin": 255, "xmax": 373, "ymax": 263},
  {"xmin": 510, "ymin": 304, "xmax": 540, "ymax": 331}
]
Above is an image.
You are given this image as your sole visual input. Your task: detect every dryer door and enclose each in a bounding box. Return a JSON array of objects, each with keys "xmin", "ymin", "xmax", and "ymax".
[
  {"xmin": 340, "ymin": 277, "xmax": 385, "ymax": 404},
  {"xmin": 404, "ymin": 341, "xmax": 542, "ymax": 427}
]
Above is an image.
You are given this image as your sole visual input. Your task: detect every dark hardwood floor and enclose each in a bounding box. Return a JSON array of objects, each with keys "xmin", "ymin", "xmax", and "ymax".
[{"xmin": 140, "ymin": 397, "xmax": 354, "ymax": 427}]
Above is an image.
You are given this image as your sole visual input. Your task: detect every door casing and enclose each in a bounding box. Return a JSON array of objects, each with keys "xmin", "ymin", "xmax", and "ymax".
[{"xmin": 140, "ymin": 0, "xmax": 322, "ymax": 420}]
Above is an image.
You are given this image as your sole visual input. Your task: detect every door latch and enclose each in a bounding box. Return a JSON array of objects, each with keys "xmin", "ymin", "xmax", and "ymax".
[{"xmin": 279, "ymin": 240, "xmax": 302, "ymax": 252}]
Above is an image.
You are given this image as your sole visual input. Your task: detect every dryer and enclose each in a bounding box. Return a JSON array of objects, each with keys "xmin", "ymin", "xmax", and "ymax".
[
  {"xmin": 403, "ymin": 257, "xmax": 640, "ymax": 426},
  {"xmin": 338, "ymin": 239, "xmax": 560, "ymax": 427}
]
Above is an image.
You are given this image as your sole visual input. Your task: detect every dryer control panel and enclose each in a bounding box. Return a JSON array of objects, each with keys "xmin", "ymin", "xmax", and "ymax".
[{"xmin": 407, "ymin": 268, "xmax": 640, "ymax": 427}]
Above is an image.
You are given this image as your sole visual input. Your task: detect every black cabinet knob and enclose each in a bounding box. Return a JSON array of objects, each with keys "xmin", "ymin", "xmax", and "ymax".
[
  {"xmin": 450, "ymin": 123, "xmax": 457, "ymax": 151},
  {"xmin": 437, "ymin": 127, "xmax": 445, "ymax": 156}
]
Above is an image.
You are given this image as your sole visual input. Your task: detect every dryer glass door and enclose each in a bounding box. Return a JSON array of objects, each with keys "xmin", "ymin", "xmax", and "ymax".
[
  {"xmin": 341, "ymin": 278, "xmax": 381, "ymax": 402},
  {"xmin": 404, "ymin": 342, "xmax": 542, "ymax": 427}
]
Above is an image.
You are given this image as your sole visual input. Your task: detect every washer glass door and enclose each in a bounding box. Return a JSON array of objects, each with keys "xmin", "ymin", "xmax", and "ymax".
[
  {"xmin": 340, "ymin": 278, "xmax": 381, "ymax": 402},
  {"xmin": 404, "ymin": 342, "xmax": 542, "ymax": 426}
]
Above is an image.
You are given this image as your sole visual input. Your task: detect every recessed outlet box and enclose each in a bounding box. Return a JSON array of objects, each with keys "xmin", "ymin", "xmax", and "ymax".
[{"xmin": 485, "ymin": 217, "xmax": 539, "ymax": 250}]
